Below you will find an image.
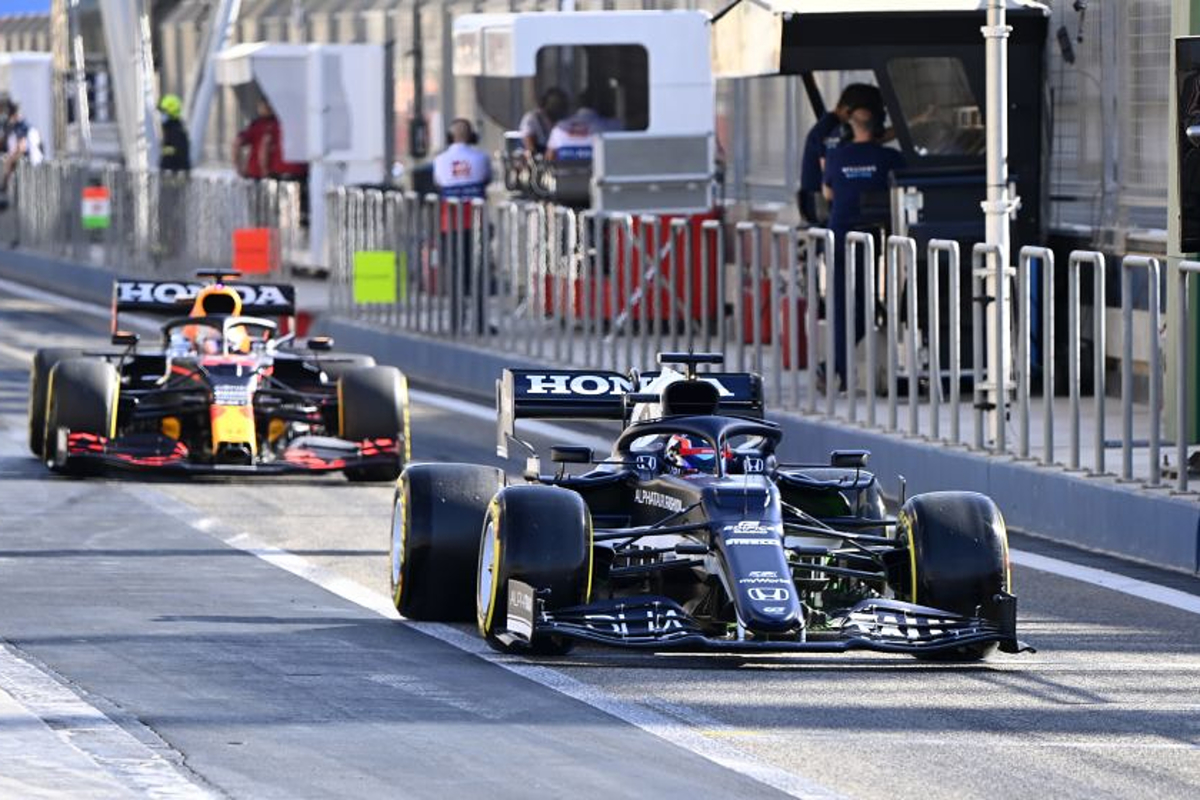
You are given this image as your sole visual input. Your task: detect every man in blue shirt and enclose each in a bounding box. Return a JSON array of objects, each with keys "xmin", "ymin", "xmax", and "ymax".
[
  {"xmin": 797, "ymin": 84, "xmax": 883, "ymax": 224},
  {"xmin": 822, "ymin": 107, "xmax": 906, "ymax": 390}
]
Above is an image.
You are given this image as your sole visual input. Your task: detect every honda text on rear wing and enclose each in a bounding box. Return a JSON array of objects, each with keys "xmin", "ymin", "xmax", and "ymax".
[{"xmin": 496, "ymin": 353, "xmax": 763, "ymax": 458}]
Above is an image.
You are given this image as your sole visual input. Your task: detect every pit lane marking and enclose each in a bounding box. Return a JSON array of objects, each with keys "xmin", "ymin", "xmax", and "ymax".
[{"xmin": 134, "ymin": 486, "xmax": 844, "ymax": 800}]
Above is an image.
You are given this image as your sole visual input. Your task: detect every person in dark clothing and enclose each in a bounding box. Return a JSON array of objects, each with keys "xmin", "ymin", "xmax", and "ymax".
[
  {"xmin": 155, "ymin": 94, "xmax": 190, "ymax": 260},
  {"xmin": 822, "ymin": 107, "xmax": 906, "ymax": 390},
  {"xmin": 158, "ymin": 94, "xmax": 191, "ymax": 173},
  {"xmin": 797, "ymin": 83, "xmax": 884, "ymax": 224}
]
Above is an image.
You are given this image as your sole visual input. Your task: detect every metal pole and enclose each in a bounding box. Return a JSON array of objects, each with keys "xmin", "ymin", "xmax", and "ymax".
[
  {"xmin": 1177, "ymin": 262, "xmax": 1200, "ymax": 492},
  {"xmin": 1121, "ymin": 257, "xmax": 1162, "ymax": 485},
  {"xmin": 983, "ymin": 0, "xmax": 1017, "ymax": 446},
  {"xmin": 928, "ymin": 240, "xmax": 959, "ymax": 442}
]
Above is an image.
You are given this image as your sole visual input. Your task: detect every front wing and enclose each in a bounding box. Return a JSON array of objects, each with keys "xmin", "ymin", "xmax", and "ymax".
[
  {"xmin": 58, "ymin": 430, "xmax": 401, "ymax": 476},
  {"xmin": 504, "ymin": 583, "xmax": 1031, "ymax": 656}
]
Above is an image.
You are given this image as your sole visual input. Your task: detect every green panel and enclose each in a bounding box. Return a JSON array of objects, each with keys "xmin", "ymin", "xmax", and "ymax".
[{"xmin": 353, "ymin": 251, "xmax": 397, "ymax": 305}]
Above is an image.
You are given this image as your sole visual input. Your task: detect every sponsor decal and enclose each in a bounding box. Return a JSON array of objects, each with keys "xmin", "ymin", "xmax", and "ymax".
[
  {"xmin": 584, "ymin": 608, "xmax": 687, "ymax": 636},
  {"xmin": 506, "ymin": 580, "xmax": 535, "ymax": 641},
  {"xmin": 747, "ymin": 586, "xmax": 791, "ymax": 602},
  {"xmin": 116, "ymin": 281, "xmax": 292, "ymax": 307},
  {"xmin": 761, "ymin": 606, "xmax": 787, "ymax": 614},
  {"xmin": 635, "ymin": 454, "xmax": 658, "ymax": 472},
  {"xmin": 738, "ymin": 576, "xmax": 791, "ymax": 585},
  {"xmin": 742, "ymin": 456, "xmax": 765, "ymax": 474},
  {"xmin": 212, "ymin": 384, "xmax": 253, "ymax": 406},
  {"xmin": 523, "ymin": 374, "xmax": 634, "ymax": 396},
  {"xmin": 724, "ymin": 537, "xmax": 779, "ymax": 547},
  {"xmin": 635, "ymin": 489, "xmax": 684, "ymax": 513}
]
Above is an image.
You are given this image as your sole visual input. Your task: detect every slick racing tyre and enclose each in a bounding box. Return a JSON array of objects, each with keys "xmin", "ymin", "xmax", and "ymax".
[
  {"xmin": 477, "ymin": 485, "xmax": 592, "ymax": 656},
  {"xmin": 392, "ymin": 463, "xmax": 504, "ymax": 621},
  {"xmin": 43, "ymin": 358, "xmax": 118, "ymax": 475},
  {"xmin": 319, "ymin": 353, "xmax": 376, "ymax": 383},
  {"xmin": 338, "ymin": 366, "xmax": 410, "ymax": 482},
  {"xmin": 896, "ymin": 491, "xmax": 1010, "ymax": 661},
  {"xmin": 29, "ymin": 347, "xmax": 82, "ymax": 457}
]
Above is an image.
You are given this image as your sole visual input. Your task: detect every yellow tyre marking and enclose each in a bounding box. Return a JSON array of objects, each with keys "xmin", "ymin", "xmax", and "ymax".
[
  {"xmin": 480, "ymin": 499, "xmax": 503, "ymax": 636},
  {"xmin": 391, "ymin": 488, "xmax": 406, "ymax": 609},
  {"xmin": 337, "ymin": 379, "xmax": 345, "ymax": 438},
  {"xmin": 998, "ymin": 509, "xmax": 1012, "ymax": 593},
  {"xmin": 584, "ymin": 509, "xmax": 594, "ymax": 604},
  {"xmin": 899, "ymin": 510, "xmax": 918, "ymax": 605},
  {"xmin": 399, "ymin": 373, "xmax": 411, "ymax": 462},
  {"xmin": 107, "ymin": 368, "xmax": 118, "ymax": 438}
]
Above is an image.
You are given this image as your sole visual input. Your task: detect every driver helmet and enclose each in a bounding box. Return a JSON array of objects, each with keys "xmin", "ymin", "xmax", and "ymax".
[
  {"xmin": 187, "ymin": 285, "xmax": 249, "ymax": 353},
  {"xmin": 665, "ymin": 434, "xmax": 720, "ymax": 475}
]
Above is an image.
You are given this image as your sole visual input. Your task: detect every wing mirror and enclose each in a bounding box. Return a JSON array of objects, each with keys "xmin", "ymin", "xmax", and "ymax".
[
  {"xmin": 307, "ymin": 336, "xmax": 334, "ymax": 352},
  {"xmin": 830, "ymin": 449, "xmax": 869, "ymax": 469},
  {"xmin": 550, "ymin": 446, "xmax": 593, "ymax": 464},
  {"xmin": 112, "ymin": 330, "xmax": 140, "ymax": 347}
]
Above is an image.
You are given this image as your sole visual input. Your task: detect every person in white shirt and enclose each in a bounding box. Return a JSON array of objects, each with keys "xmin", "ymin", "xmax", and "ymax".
[
  {"xmin": 545, "ymin": 89, "xmax": 622, "ymax": 162},
  {"xmin": 433, "ymin": 119, "xmax": 492, "ymax": 334}
]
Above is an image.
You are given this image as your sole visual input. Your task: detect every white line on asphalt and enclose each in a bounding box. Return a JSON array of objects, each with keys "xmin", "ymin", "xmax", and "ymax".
[
  {"xmin": 138, "ymin": 488, "xmax": 843, "ymax": 800},
  {"xmin": 5, "ymin": 275, "xmax": 1200, "ymax": 618},
  {"xmin": 0, "ymin": 644, "xmax": 212, "ymax": 799},
  {"xmin": 1009, "ymin": 549, "xmax": 1200, "ymax": 616}
]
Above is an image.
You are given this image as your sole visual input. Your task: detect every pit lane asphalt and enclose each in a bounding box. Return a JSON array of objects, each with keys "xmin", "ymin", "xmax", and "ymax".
[{"xmin": 3, "ymin": 286, "xmax": 1200, "ymax": 799}]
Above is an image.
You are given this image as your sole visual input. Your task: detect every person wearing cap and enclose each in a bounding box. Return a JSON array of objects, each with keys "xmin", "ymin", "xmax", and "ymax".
[
  {"xmin": 797, "ymin": 83, "xmax": 884, "ymax": 225},
  {"xmin": 821, "ymin": 106, "xmax": 906, "ymax": 392},
  {"xmin": 158, "ymin": 94, "xmax": 190, "ymax": 174}
]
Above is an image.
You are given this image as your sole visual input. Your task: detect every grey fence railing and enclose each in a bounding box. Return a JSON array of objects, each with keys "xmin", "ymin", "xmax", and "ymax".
[
  {"xmin": 325, "ymin": 189, "xmax": 1178, "ymax": 492},
  {"xmin": 7, "ymin": 160, "xmax": 300, "ymax": 277}
]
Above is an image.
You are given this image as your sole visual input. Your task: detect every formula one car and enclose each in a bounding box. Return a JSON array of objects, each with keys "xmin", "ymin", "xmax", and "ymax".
[
  {"xmin": 28, "ymin": 271, "xmax": 409, "ymax": 480},
  {"xmin": 390, "ymin": 352, "xmax": 1029, "ymax": 659}
]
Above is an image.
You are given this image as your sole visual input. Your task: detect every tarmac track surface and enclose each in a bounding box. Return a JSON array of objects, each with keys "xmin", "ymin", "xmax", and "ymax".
[{"xmin": 1, "ymin": 284, "xmax": 1200, "ymax": 799}]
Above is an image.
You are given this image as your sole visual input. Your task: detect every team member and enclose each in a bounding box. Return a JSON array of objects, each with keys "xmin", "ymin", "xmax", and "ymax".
[
  {"xmin": 1, "ymin": 101, "xmax": 43, "ymax": 192},
  {"xmin": 158, "ymin": 94, "xmax": 191, "ymax": 173},
  {"xmin": 822, "ymin": 107, "xmax": 906, "ymax": 391},
  {"xmin": 545, "ymin": 88, "xmax": 621, "ymax": 162},
  {"xmin": 434, "ymin": 119, "xmax": 492, "ymax": 334},
  {"xmin": 519, "ymin": 87, "xmax": 568, "ymax": 156},
  {"xmin": 797, "ymin": 84, "xmax": 884, "ymax": 223}
]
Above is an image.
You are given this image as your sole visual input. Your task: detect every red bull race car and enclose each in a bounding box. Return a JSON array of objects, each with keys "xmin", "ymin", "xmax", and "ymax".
[
  {"xmin": 390, "ymin": 352, "xmax": 1029, "ymax": 660},
  {"xmin": 28, "ymin": 271, "xmax": 409, "ymax": 480}
]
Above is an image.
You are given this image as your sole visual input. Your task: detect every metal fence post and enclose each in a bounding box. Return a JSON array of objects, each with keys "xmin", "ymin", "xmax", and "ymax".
[
  {"xmin": 1176, "ymin": 262, "xmax": 1200, "ymax": 492},
  {"xmin": 845, "ymin": 231, "xmax": 877, "ymax": 425},
  {"xmin": 1120, "ymin": 256, "xmax": 1162, "ymax": 485},
  {"xmin": 804, "ymin": 228, "xmax": 835, "ymax": 415},
  {"xmin": 927, "ymin": 239, "xmax": 960, "ymax": 443},
  {"xmin": 1067, "ymin": 251, "xmax": 1107, "ymax": 474}
]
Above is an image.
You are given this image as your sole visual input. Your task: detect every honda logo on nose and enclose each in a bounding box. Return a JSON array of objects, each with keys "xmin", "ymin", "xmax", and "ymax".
[{"xmin": 747, "ymin": 587, "xmax": 790, "ymax": 602}]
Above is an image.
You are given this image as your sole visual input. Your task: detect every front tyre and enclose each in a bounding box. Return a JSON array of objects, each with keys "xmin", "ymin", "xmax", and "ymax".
[
  {"xmin": 477, "ymin": 485, "xmax": 591, "ymax": 655},
  {"xmin": 44, "ymin": 358, "xmax": 118, "ymax": 475},
  {"xmin": 391, "ymin": 463, "xmax": 504, "ymax": 621},
  {"xmin": 338, "ymin": 366, "xmax": 410, "ymax": 482},
  {"xmin": 29, "ymin": 347, "xmax": 82, "ymax": 456},
  {"xmin": 896, "ymin": 491, "xmax": 1011, "ymax": 661}
]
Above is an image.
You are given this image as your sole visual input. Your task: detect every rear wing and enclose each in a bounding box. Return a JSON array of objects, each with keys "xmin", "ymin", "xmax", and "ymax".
[
  {"xmin": 111, "ymin": 279, "xmax": 296, "ymax": 332},
  {"xmin": 496, "ymin": 368, "xmax": 763, "ymax": 458}
]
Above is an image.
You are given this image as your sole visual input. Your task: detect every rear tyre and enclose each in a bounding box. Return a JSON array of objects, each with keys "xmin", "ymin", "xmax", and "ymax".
[
  {"xmin": 391, "ymin": 463, "xmax": 504, "ymax": 621},
  {"xmin": 338, "ymin": 366, "xmax": 410, "ymax": 482},
  {"xmin": 44, "ymin": 358, "xmax": 118, "ymax": 475},
  {"xmin": 29, "ymin": 347, "xmax": 82, "ymax": 456},
  {"xmin": 895, "ymin": 491, "xmax": 1010, "ymax": 661},
  {"xmin": 477, "ymin": 485, "xmax": 591, "ymax": 655}
]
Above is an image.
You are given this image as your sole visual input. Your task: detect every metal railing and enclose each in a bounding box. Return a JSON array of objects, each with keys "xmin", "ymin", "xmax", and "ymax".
[
  {"xmin": 324, "ymin": 188, "xmax": 1179, "ymax": 493},
  {"xmin": 8, "ymin": 161, "xmax": 300, "ymax": 277}
]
